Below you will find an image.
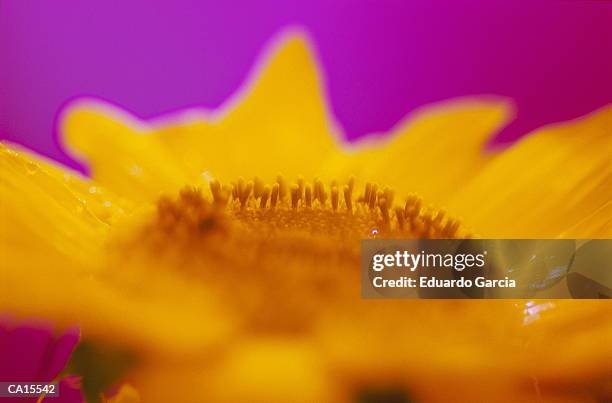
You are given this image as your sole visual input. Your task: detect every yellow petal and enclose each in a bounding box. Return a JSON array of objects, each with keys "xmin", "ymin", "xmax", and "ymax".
[
  {"xmin": 0, "ymin": 142, "xmax": 109, "ymax": 270},
  {"xmin": 104, "ymin": 384, "xmax": 140, "ymax": 403},
  {"xmin": 334, "ymin": 98, "xmax": 512, "ymax": 205},
  {"xmin": 521, "ymin": 300, "xmax": 612, "ymax": 383},
  {"xmin": 0, "ymin": 143, "xmax": 232, "ymax": 354},
  {"xmin": 151, "ymin": 31, "xmax": 342, "ymax": 183},
  {"xmin": 151, "ymin": 32, "xmax": 511, "ymax": 206},
  {"xmin": 63, "ymin": 31, "xmax": 510, "ymax": 211},
  {"xmin": 448, "ymin": 105, "xmax": 612, "ymax": 238},
  {"xmin": 131, "ymin": 339, "xmax": 332, "ymax": 403},
  {"xmin": 560, "ymin": 200, "xmax": 612, "ymax": 238},
  {"xmin": 61, "ymin": 101, "xmax": 191, "ymax": 203},
  {"xmin": 4, "ymin": 142, "xmax": 131, "ymax": 224}
]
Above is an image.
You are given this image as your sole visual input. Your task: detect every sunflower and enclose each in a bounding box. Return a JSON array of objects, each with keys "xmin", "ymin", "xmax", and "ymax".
[{"xmin": 1, "ymin": 32, "xmax": 611, "ymax": 402}]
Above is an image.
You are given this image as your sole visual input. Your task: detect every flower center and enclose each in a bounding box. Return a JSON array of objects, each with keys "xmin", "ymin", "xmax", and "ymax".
[
  {"xmin": 115, "ymin": 177, "xmax": 467, "ymax": 333},
  {"xmin": 204, "ymin": 175, "xmax": 464, "ymax": 240}
]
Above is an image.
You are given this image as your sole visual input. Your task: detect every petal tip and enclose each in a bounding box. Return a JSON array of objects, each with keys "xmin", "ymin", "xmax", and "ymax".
[{"xmin": 59, "ymin": 99, "xmax": 145, "ymax": 161}]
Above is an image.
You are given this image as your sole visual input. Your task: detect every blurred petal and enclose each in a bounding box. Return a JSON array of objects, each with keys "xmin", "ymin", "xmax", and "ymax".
[
  {"xmin": 61, "ymin": 102, "xmax": 190, "ymax": 203},
  {"xmin": 337, "ymin": 98, "xmax": 512, "ymax": 204},
  {"xmin": 132, "ymin": 339, "xmax": 331, "ymax": 403},
  {"xmin": 448, "ymin": 105, "xmax": 612, "ymax": 237},
  {"xmin": 62, "ymin": 32, "xmax": 511, "ymax": 210},
  {"xmin": 0, "ymin": 144, "xmax": 231, "ymax": 354},
  {"xmin": 560, "ymin": 201, "xmax": 612, "ymax": 238},
  {"xmin": 514, "ymin": 300, "xmax": 612, "ymax": 401},
  {"xmin": 38, "ymin": 326, "xmax": 80, "ymax": 381},
  {"xmin": 153, "ymin": 33, "xmax": 512, "ymax": 206},
  {"xmin": 152, "ymin": 31, "xmax": 342, "ymax": 184},
  {"xmin": 104, "ymin": 384, "xmax": 140, "ymax": 403},
  {"xmin": 0, "ymin": 319, "xmax": 79, "ymax": 402},
  {"xmin": 0, "ymin": 323, "xmax": 51, "ymax": 381},
  {"xmin": 55, "ymin": 375, "xmax": 85, "ymax": 403}
]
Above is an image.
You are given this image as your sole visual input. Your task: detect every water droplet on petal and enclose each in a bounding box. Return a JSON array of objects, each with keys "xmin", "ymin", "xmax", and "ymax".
[
  {"xmin": 25, "ymin": 161, "xmax": 38, "ymax": 175},
  {"xmin": 200, "ymin": 171, "xmax": 213, "ymax": 183},
  {"xmin": 129, "ymin": 165, "xmax": 143, "ymax": 177}
]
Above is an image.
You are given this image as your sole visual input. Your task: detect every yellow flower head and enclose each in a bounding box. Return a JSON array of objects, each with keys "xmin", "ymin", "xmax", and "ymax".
[{"xmin": 1, "ymin": 31, "xmax": 611, "ymax": 402}]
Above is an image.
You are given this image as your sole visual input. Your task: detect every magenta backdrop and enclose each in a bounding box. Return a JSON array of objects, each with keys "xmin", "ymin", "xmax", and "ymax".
[{"xmin": 1, "ymin": 1, "xmax": 611, "ymax": 171}]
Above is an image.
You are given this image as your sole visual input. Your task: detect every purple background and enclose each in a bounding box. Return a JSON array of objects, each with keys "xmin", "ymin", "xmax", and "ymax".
[{"xmin": 1, "ymin": 1, "xmax": 611, "ymax": 171}]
